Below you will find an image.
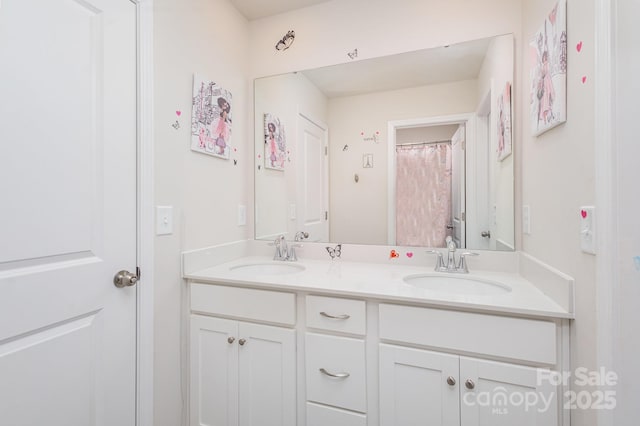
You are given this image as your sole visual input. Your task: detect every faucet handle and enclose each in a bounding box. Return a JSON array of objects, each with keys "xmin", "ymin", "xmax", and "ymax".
[
  {"xmin": 294, "ymin": 231, "xmax": 309, "ymax": 242},
  {"xmin": 457, "ymin": 252, "xmax": 479, "ymax": 273},
  {"xmin": 426, "ymin": 250, "xmax": 446, "ymax": 271}
]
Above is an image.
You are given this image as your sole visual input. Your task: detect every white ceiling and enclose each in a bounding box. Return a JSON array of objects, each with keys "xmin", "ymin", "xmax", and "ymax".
[
  {"xmin": 230, "ymin": 0, "xmax": 333, "ymax": 20},
  {"xmin": 301, "ymin": 37, "xmax": 493, "ymax": 98}
]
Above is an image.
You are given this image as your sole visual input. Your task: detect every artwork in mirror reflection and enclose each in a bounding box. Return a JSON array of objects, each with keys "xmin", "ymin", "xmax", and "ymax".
[{"xmin": 254, "ymin": 34, "xmax": 515, "ymax": 251}]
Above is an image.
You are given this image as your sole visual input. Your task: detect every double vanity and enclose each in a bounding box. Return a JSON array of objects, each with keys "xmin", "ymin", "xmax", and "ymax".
[{"xmin": 183, "ymin": 241, "xmax": 573, "ymax": 426}]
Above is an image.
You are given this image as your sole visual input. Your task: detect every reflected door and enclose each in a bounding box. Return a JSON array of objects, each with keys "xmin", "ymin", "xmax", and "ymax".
[
  {"xmin": 451, "ymin": 125, "xmax": 466, "ymax": 248},
  {"xmin": 296, "ymin": 114, "xmax": 329, "ymax": 242},
  {"xmin": 0, "ymin": 0, "xmax": 138, "ymax": 425}
]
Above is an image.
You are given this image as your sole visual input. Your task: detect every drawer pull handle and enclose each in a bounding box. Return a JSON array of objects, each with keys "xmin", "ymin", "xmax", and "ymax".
[
  {"xmin": 465, "ymin": 379, "xmax": 475, "ymax": 390},
  {"xmin": 320, "ymin": 312, "xmax": 351, "ymax": 320},
  {"xmin": 319, "ymin": 368, "xmax": 350, "ymax": 379},
  {"xmin": 446, "ymin": 376, "xmax": 456, "ymax": 386}
]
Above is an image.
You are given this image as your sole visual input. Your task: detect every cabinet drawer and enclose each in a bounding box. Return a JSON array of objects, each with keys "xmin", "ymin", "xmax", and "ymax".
[
  {"xmin": 379, "ymin": 304, "xmax": 557, "ymax": 365},
  {"xmin": 306, "ymin": 295, "xmax": 366, "ymax": 335},
  {"xmin": 305, "ymin": 333, "xmax": 367, "ymax": 413},
  {"xmin": 306, "ymin": 402, "xmax": 367, "ymax": 426},
  {"xmin": 191, "ymin": 283, "xmax": 296, "ymax": 325}
]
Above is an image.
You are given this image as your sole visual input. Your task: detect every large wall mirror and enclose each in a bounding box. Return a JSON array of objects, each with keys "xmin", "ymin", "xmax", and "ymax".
[{"xmin": 254, "ymin": 34, "xmax": 515, "ymax": 251}]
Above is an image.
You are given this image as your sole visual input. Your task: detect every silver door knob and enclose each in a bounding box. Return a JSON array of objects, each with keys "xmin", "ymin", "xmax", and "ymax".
[
  {"xmin": 113, "ymin": 270, "xmax": 138, "ymax": 288},
  {"xmin": 481, "ymin": 231, "xmax": 491, "ymax": 238},
  {"xmin": 228, "ymin": 337, "xmax": 235, "ymax": 344},
  {"xmin": 238, "ymin": 338, "xmax": 246, "ymax": 346},
  {"xmin": 465, "ymin": 379, "xmax": 476, "ymax": 390},
  {"xmin": 446, "ymin": 376, "xmax": 456, "ymax": 386}
]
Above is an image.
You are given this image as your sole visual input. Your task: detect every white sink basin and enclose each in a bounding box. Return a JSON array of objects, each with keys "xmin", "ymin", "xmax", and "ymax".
[
  {"xmin": 403, "ymin": 274, "xmax": 512, "ymax": 296},
  {"xmin": 229, "ymin": 262, "xmax": 306, "ymax": 275}
]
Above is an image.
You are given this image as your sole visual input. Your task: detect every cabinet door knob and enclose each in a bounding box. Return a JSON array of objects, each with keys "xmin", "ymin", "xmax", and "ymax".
[
  {"xmin": 446, "ymin": 376, "xmax": 456, "ymax": 386},
  {"xmin": 465, "ymin": 379, "xmax": 476, "ymax": 390},
  {"xmin": 227, "ymin": 337, "xmax": 235, "ymax": 344},
  {"xmin": 238, "ymin": 338, "xmax": 246, "ymax": 346}
]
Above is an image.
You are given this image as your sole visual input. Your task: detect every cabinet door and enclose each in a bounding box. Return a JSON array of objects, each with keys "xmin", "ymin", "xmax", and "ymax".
[
  {"xmin": 379, "ymin": 344, "xmax": 460, "ymax": 426},
  {"xmin": 190, "ymin": 315, "xmax": 239, "ymax": 426},
  {"xmin": 238, "ymin": 322, "xmax": 296, "ymax": 426},
  {"xmin": 459, "ymin": 357, "xmax": 558, "ymax": 426}
]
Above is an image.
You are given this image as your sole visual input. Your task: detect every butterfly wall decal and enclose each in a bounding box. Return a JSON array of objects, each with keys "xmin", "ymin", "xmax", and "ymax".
[{"xmin": 326, "ymin": 244, "xmax": 342, "ymax": 259}]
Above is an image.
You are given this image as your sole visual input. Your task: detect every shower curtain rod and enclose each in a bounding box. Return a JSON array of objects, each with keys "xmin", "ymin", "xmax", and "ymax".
[{"xmin": 396, "ymin": 139, "xmax": 452, "ymax": 147}]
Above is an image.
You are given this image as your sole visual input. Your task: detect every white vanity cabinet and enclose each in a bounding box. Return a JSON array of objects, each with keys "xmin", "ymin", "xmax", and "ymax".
[
  {"xmin": 189, "ymin": 284, "xmax": 297, "ymax": 426},
  {"xmin": 378, "ymin": 303, "xmax": 562, "ymax": 426},
  {"xmin": 187, "ymin": 280, "xmax": 569, "ymax": 426}
]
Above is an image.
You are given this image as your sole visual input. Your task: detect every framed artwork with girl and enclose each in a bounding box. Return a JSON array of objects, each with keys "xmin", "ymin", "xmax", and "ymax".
[
  {"xmin": 529, "ymin": 0, "xmax": 567, "ymax": 136},
  {"xmin": 191, "ymin": 75, "xmax": 233, "ymax": 159},
  {"xmin": 264, "ymin": 114, "xmax": 287, "ymax": 171}
]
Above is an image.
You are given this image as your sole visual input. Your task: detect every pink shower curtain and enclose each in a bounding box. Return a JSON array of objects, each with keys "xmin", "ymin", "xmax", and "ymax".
[{"xmin": 396, "ymin": 143, "xmax": 452, "ymax": 247}]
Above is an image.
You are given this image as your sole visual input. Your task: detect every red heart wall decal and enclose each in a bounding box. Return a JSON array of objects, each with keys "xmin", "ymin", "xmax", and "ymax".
[
  {"xmin": 576, "ymin": 41, "xmax": 583, "ymax": 52},
  {"xmin": 176, "ymin": 110, "xmax": 182, "ymax": 116},
  {"xmin": 582, "ymin": 76, "xmax": 587, "ymax": 84},
  {"xmin": 581, "ymin": 210, "xmax": 588, "ymax": 218},
  {"xmin": 406, "ymin": 252, "xmax": 414, "ymax": 258}
]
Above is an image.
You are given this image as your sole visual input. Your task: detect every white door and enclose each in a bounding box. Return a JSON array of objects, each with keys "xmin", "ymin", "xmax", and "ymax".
[
  {"xmin": 379, "ymin": 344, "xmax": 460, "ymax": 426},
  {"xmin": 451, "ymin": 125, "xmax": 466, "ymax": 248},
  {"xmin": 459, "ymin": 357, "xmax": 558, "ymax": 426},
  {"xmin": 238, "ymin": 322, "xmax": 296, "ymax": 426},
  {"xmin": 296, "ymin": 113, "xmax": 329, "ymax": 242},
  {"xmin": 0, "ymin": 1, "xmax": 138, "ymax": 425},
  {"xmin": 190, "ymin": 315, "xmax": 239, "ymax": 426}
]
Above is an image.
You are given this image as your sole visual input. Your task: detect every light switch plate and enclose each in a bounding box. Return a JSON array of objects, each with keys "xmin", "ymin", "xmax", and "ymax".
[
  {"xmin": 580, "ymin": 206, "xmax": 596, "ymax": 255},
  {"xmin": 237, "ymin": 205, "xmax": 247, "ymax": 226},
  {"xmin": 156, "ymin": 206, "xmax": 173, "ymax": 235}
]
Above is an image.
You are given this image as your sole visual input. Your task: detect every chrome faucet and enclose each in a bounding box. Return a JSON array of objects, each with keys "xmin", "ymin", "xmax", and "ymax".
[
  {"xmin": 271, "ymin": 235, "xmax": 289, "ymax": 261},
  {"xmin": 426, "ymin": 237, "xmax": 479, "ymax": 273},
  {"xmin": 270, "ymin": 232, "xmax": 309, "ymax": 261}
]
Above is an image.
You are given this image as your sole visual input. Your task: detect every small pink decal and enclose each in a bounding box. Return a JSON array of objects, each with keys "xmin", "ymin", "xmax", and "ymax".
[
  {"xmin": 576, "ymin": 41, "xmax": 583, "ymax": 52},
  {"xmin": 582, "ymin": 76, "xmax": 587, "ymax": 84},
  {"xmin": 389, "ymin": 250, "xmax": 400, "ymax": 259},
  {"xmin": 176, "ymin": 110, "xmax": 182, "ymax": 116},
  {"xmin": 406, "ymin": 252, "xmax": 414, "ymax": 258},
  {"xmin": 581, "ymin": 210, "xmax": 588, "ymax": 218}
]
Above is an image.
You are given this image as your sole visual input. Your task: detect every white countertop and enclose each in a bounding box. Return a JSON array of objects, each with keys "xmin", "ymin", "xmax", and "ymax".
[{"xmin": 184, "ymin": 255, "xmax": 573, "ymax": 320}]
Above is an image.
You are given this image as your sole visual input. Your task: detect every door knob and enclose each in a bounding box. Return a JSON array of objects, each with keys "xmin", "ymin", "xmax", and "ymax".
[
  {"xmin": 238, "ymin": 338, "xmax": 246, "ymax": 346},
  {"xmin": 465, "ymin": 379, "xmax": 476, "ymax": 390},
  {"xmin": 481, "ymin": 231, "xmax": 491, "ymax": 238},
  {"xmin": 446, "ymin": 376, "xmax": 456, "ymax": 386},
  {"xmin": 113, "ymin": 270, "xmax": 139, "ymax": 288},
  {"xmin": 228, "ymin": 337, "xmax": 236, "ymax": 344}
]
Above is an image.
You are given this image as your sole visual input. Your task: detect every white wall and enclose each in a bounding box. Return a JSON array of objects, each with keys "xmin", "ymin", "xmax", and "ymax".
[
  {"xmin": 612, "ymin": 0, "xmax": 640, "ymax": 422},
  {"xmin": 249, "ymin": 0, "xmax": 522, "ymax": 79},
  {"xmin": 520, "ymin": 2, "xmax": 597, "ymax": 426},
  {"xmin": 254, "ymin": 73, "xmax": 328, "ymax": 239},
  {"xmin": 153, "ymin": 1, "xmax": 251, "ymax": 425},
  {"xmin": 328, "ymin": 80, "xmax": 478, "ymax": 244}
]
